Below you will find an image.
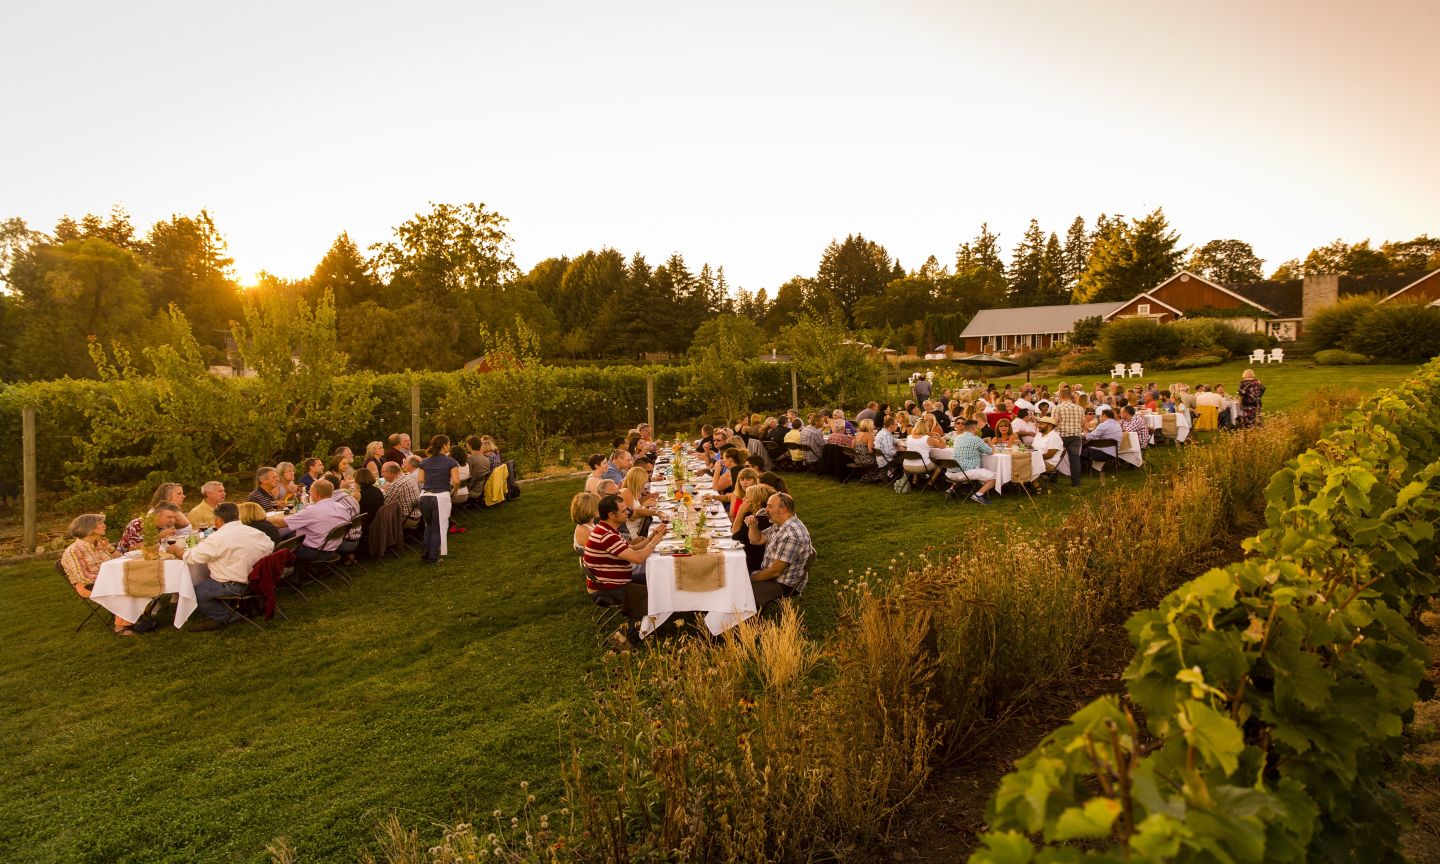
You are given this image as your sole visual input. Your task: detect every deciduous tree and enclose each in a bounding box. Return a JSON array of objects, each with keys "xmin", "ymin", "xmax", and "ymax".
[{"xmin": 1186, "ymin": 239, "xmax": 1265, "ymax": 284}]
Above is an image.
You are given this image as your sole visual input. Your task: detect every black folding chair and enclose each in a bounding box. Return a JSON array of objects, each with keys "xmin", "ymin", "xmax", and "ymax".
[
  {"xmin": 762, "ymin": 440, "xmax": 794, "ymax": 471},
  {"xmin": 898, "ymin": 450, "xmax": 935, "ymax": 491},
  {"xmin": 1083, "ymin": 439, "xmax": 1120, "ymax": 477},
  {"xmin": 58, "ymin": 559, "xmax": 114, "ymax": 635},
  {"xmin": 931, "ymin": 456, "xmax": 979, "ymax": 502},
  {"xmin": 839, "ymin": 446, "xmax": 865, "ymax": 484}
]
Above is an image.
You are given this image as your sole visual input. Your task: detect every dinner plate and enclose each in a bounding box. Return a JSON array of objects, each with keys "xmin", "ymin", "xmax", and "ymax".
[{"xmin": 713, "ymin": 539, "xmax": 740, "ymax": 550}]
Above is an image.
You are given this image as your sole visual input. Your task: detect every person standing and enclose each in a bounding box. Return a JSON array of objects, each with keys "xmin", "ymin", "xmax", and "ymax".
[
  {"xmin": 912, "ymin": 374, "xmax": 932, "ymax": 403},
  {"xmin": 415, "ymin": 435, "xmax": 461, "ymax": 564},
  {"xmin": 1238, "ymin": 369, "xmax": 1266, "ymax": 428},
  {"xmin": 1052, "ymin": 388, "xmax": 1086, "ymax": 486}
]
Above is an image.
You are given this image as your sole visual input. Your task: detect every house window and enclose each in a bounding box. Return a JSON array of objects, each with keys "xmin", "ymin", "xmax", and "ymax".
[{"xmin": 1138, "ymin": 303, "xmax": 1151, "ymax": 315}]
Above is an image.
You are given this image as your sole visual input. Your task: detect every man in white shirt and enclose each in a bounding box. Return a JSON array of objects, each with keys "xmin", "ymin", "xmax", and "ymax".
[
  {"xmin": 1033, "ymin": 416, "xmax": 1065, "ymax": 473},
  {"xmin": 185, "ymin": 502, "xmax": 275, "ymax": 627}
]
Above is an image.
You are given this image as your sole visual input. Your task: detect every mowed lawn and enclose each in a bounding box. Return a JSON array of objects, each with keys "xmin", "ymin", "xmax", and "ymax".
[{"xmin": 0, "ymin": 361, "xmax": 1418, "ymax": 863}]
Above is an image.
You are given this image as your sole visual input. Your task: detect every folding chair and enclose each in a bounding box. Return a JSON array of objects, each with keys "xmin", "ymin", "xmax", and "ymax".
[
  {"xmin": 898, "ymin": 451, "xmax": 935, "ymax": 491},
  {"xmin": 320, "ymin": 517, "xmax": 365, "ymax": 582},
  {"xmin": 839, "ymin": 446, "xmax": 864, "ymax": 484},
  {"xmin": 1083, "ymin": 439, "xmax": 1120, "ymax": 477},
  {"xmin": 58, "ymin": 559, "xmax": 114, "ymax": 635},
  {"xmin": 763, "ymin": 439, "xmax": 794, "ymax": 471},
  {"xmin": 931, "ymin": 456, "xmax": 979, "ymax": 502}
]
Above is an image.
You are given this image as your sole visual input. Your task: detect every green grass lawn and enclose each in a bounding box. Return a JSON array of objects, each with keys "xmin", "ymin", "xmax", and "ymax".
[{"xmin": 0, "ymin": 361, "xmax": 1418, "ymax": 863}]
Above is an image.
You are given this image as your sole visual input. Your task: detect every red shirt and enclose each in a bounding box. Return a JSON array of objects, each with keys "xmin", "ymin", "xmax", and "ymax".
[{"xmin": 582, "ymin": 521, "xmax": 632, "ymax": 590}]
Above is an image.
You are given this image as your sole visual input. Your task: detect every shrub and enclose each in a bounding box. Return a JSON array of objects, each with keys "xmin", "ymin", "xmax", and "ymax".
[
  {"xmin": 1070, "ymin": 315, "xmax": 1104, "ymax": 347},
  {"xmin": 1055, "ymin": 350, "xmax": 1112, "ymax": 376},
  {"xmin": 1098, "ymin": 317, "xmax": 1182, "ymax": 363},
  {"xmin": 1313, "ymin": 348, "xmax": 1371, "ymax": 365},
  {"xmin": 1169, "ymin": 354, "xmax": 1224, "ymax": 369},
  {"xmin": 1167, "ymin": 318, "xmax": 1229, "ymax": 357},
  {"xmin": 1348, "ymin": 301, "xmax": 1440, "ymax": 362},
  {"xmin": 1303, "ymin": 293, "xmax": 1379, "ymax": 351}
]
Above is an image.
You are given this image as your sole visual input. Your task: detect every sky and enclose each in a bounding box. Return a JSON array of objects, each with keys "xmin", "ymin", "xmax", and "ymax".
[{"xmin": 2, "ymin": 0, "xmax": 1437, "ymax": 293}]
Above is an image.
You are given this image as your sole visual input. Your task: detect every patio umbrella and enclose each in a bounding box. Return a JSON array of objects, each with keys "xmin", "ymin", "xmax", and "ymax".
[{"xmin": 950, "ymin": 353, "xmax": 1028, "ymax": 381}]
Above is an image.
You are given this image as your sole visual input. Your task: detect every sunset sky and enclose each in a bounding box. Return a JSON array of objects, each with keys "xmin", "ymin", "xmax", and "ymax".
[{"xmin": 3, "ymin": 0, "xmax": 1436, "ymax": 291}]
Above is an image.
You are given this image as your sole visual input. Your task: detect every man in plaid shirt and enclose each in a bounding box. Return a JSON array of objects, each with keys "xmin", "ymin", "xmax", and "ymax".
[
  {"xmin": 946, "ymin": 419, "xmax": 998, "ymax": 503},
  {"xmin": 744, "ymin": 492, "xmax": 813, "ymax": 609},
  {"xmin": 1052, "ymin": 388, "xmax": 1086, "ymax": 486},
  {"xmin": 1120, "ymin": 405, "xmax": 1151, "ymax": 449}
]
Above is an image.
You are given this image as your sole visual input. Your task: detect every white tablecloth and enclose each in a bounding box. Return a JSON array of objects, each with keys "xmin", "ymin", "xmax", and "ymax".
[
  {"xmin": 1117, "ymin": 431, "xmax": 1144, "ymax": 467},
  {"xmin": 642, "ymin": 548, "xmax": 755, "ymax": 637},
  {"xmin": 91, "ymin": 557, "xmax": 204, "ymax": 628},
  {"xmin": 1144, "ymin": 411, "xmax": 1191, "ymax": 443},
  {"xmin": 982, "ymin": 450, "xmax": 1045, "ymax": 494}
]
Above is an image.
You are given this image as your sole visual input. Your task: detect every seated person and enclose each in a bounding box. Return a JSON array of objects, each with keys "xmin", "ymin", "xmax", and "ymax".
[
  {"xmin": 783, "ymin": 419, "xmax": 806, "ymax": 463},
  {"xmin": 571, "ymin": 491, "xmax": 600, "ymax": 553},
  {"xmin": 247, "ymin": 467, "xmax": 281, "ymax": 511},
  {"xmin": 183, "ymin": 503, "xmax": 275, "ymax": 627},
  {"xmin": 60, "ymin": 513, "xmax": 134, "ymax": 636},
  {"xmin": 743, "ymin": 492, "xmax": 814, "ymax": 609},
  {"xmin": 603, "ymin": 448, "xmax": 633, "ymax": 485},
  {"xmin": 238, "ymin": 501, "xmax": 281, "ymax": 542},
  {"xmin": 712, "ymin": 448, "xmax": 745, "ymax": 499},
  {"xmin": 1119, "ymin": 405, "xmax": 1151, "ymax": 449},
  {"xmin": 1032, "ymin": 416, "xmax": 1065, "ymax": 473},
  {"xmin": 381, "ymin": 461, "xmax": 421, "ymax": 526},
  {"xmin": 799, "ymin": 415, "xmax": 826, "ymax": 465},
  {"xmin": 1084, "ymin": 408, "xmax": 1124, "ymax": 462},
  {"xmin": 1010, "ymin": 409, "xmax": 1038, "ymax": 447},
  {"xmin": 354, "ymin": 468, "xmax": 385, "ymax": 536},
  {"xmin": 826, "ymin": 417, "xmax": 855, "ymax": 448},
  {"xmin": 731, "ymin": 482, "xmax": 775, "ymax": 572},
  {"xmin": 466, "ymin": 435, "xmax": 494, "ymax": 493},
  {"xmin": 992, "ymin": 417, "xmax": 1019, "ymax": 446},
  {"xmin": 187, "ymin": 480, "xmax": 226, "ymax": 528},
  {"xmin": 116, "ymin": 502, "xmax": 183, "ymax": 555},
  {"xmin": 148, "ymin": 483, "xmax": 193, "ymax": 532},
  {"xmin": 583, "ymin": 494, "xmax": 667, "ymax": 605},
  {"xmin": 267, "ymin": 479, "xmax": 359, "ymax": 561},
  {"xmin": 946, "ymin": 419, "xmax": 998, "ymax": 503},
  {"xmin": 298, "ymin": 458, "xmax": 324, "ymax": 493}
]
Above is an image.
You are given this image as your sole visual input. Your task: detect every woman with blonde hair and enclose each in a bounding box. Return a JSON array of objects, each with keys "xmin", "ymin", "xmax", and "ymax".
[
  {"xmin": 905, "ymin": 413, "xmax": 946, "ymax": 470},
  {"xmin": 570, "ymin": 491, "xmax": 600, "ymax": 553},
  {"xmin": 362, "ymin": 441, "xmax": 385, "ymax": 475},
  {"xmin": 238, "ymin": 501, "xmax": 281, "ymax": 542},
  {"xmin": 60, "ymin": 513, "xmax": 134, "ymax": 635},
  {"xmin": 731, "ymin": 482, "xmax": 776, "ymax": 571},
  {"xmin": 620, "ymin": 466, "xmax": 661, "ymax": 537},
  {"xmin": 274, "ymin": 462, "xmax": 300, "ymax": 504}
]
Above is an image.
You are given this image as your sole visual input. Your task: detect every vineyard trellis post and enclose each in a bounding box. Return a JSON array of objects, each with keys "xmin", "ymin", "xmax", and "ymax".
[
  {"xmin": 645, "ymin": 374, "xmax": 655, "ymax": 432},
  {"xmin": 409, "ymin": 382, "xmax": 421, "ymax": 448},
  {"xmin": 790, "ymin": 367, "xmax": 798, "ymax": 411},
  {"xmin": 22, "ymin": 406, "xmax": 36, "ymax": 553}
]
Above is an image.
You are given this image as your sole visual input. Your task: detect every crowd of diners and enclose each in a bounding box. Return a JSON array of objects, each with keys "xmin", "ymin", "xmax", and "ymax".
[
  {"xmin": 570, "ymin": 422, "xmax": 813, "ymax": 648},
  {"xmin": 59, "ymin": 431, "xmax": 513, "ymax": 635}
]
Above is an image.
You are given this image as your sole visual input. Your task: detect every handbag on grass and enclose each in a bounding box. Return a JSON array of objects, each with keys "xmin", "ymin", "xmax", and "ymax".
[{"xmin": 123, "ymin": 559, "xmax": 166, "ymax": 598}]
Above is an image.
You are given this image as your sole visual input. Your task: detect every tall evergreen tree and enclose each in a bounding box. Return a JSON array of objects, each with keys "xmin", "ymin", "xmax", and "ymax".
[
  {"xmin": 956, "ymin": 223, "xmax": 1005, "ymax": 275},
  {"xmin": 1007, "ymin": 219, "xmax": 1047, "ymax": 306},
  {"xmin": 813, "ymin": 234, "xmax": 894, "ymax": 326},
  {"xmin": 1061, "ymin": 215, "xmax": 1089, "ymax": 289},
  {"xmin": 1075, "ymin": 209, "xmax": 1183, "ymax": 302},
  {"xmin": 1039, "ymin": 232, "xmax": 1067, "ymax": 305},
  {"xmin": 310, "ymin": 232, "xmax": 381, "ymax": 308}
]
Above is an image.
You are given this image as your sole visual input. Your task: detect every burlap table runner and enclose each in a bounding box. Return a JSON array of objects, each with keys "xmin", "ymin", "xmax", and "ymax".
[
  {"xmin": 1011, "ymin": 453, "xmax": 1037, "ymax": 483},
  {"xmin": 1161, "ymin": 414, "xmax": 1179, "ymax": 437},
  {"xmin": 675, "ymin": 554, "xmax": 725, "ymax": 592},
  {"xmin": 123, "ymin": 559, "xmax": 166, "ymax": 598}
]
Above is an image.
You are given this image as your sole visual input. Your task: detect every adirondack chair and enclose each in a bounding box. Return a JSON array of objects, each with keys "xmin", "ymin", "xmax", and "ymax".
[
  {"xmin": 1128, "ymin": 363, "xmax": 1144, "ymax": 378},
  {"xmin": 1266, "ymin": 348, "xmax": 1284, "ymax": 364},
  {"xmin": 1249, "ymin": 349, "xmax": 1266, "ymax": 365},
  {"xmin": 1110, "ymin": 363, "xmax": 1127, "ymax": 379}
]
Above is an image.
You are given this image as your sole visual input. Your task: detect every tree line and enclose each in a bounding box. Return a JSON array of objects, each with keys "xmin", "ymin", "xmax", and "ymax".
[{"xmin": 0, "ymin": 203, "xmax": 1434, "ymax": 381}]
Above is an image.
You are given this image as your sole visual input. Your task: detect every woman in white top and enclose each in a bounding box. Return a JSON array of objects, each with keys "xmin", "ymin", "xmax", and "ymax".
[
  {"xmin": 905, "ymin": 414, "xmax": 947, "ymax": 469},
  {"xmin": 1010, "ymin": 408, "xmax": 1038, "ymax": 447}
]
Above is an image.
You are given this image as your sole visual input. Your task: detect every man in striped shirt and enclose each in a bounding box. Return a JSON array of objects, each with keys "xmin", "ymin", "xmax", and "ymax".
[{"xmin": 583, "ymin": 494, "xmax": 667, "ymax": 605}]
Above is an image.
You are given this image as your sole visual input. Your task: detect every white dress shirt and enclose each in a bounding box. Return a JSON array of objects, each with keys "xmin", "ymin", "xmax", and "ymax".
[{"xmin": 183, "ymin": 521, "xmax": 275, "ymax": 585}]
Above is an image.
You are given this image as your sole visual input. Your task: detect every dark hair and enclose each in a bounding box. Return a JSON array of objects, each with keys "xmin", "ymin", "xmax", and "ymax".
[
  {"xmin": 759, "ymin": 471, "xmax": 788, "ymax": 494},
  {"xmin": 635, "ymin": 454, "xmax": 655, "ymax": 467},
  {"xmin": 214, "ymin": 502, "xmax": 240, "ymax": 523},
  {"xmin": 303, "ymin": 458, "xmax": 323, "ymax": 473},
  {"xmin": 746, "ymin": 454, "xmax": 766, "ymax": 469},
  {"xmin": 790, "ymin": 419, "xmax": 802, "ymax": 430},
  {"xmin": 1121, "ymin": 406, "xmax": 1136, "ymax": 417},
  {"xmin": 353, "ymin": 467, "xmax": 376, "ymax": 487},
  {"xmin": 588, "ymin": 453, "xmax": 606, "ymax": 470},
  {"xmin": 724, "ymin": 447, "xmax": 746, "ymax": 466},
  {"xmin": 626, "ymin": 434, "xmax": 641, "ymax": 453},
  {"xmin": 611, "ymin": 436, "xmax": 626, "ymax": 449},
  {"xmin": 1016, "ymin": 408, "xmax": 1030, "ymax": 420},
  {"xmin": 963, "ymin": 418, "xmax": 978, "ymax": 428},
  {"xmin": 597, "ymin": 493, "xmax": 625, "ymax": 521}
]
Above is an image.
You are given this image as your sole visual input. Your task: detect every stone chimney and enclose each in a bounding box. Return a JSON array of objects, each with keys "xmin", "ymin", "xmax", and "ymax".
[{"xmin": 1302, "ymin": 274, "xmax": 1339, "ymax": 321}]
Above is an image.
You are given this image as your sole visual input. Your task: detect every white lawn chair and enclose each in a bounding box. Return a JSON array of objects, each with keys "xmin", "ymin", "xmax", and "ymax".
[
  {"xmin": 1249, "ymin": 349, "xmax": 1266, "ymax": 365},
  {"xmin": 1128, "ymin": 363, "xmax": 1144, "ymax": 378},
  {"xmin": 1110, "ymin": 363, "xmax": 1127, "ymax": 379},
  {"xmin": 1267, "ymin": 348, "xmax": 1284, "ymax": 364}
]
